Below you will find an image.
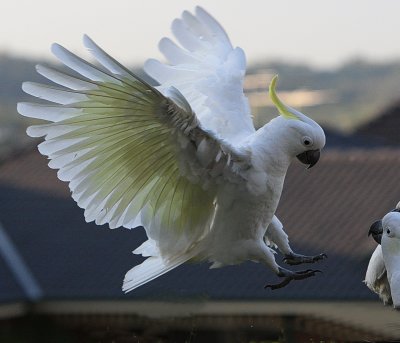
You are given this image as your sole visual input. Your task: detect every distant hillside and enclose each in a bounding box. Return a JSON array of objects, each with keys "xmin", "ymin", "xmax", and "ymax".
[
  {"xmin": 0, "ymin": 55, "xmax": 39, "ymax": 126},
  {"xmin": 0, "ymin": 55, "xmax": 41, "ymax": 156},
  {"xmin": 356, "ymin": 100, "xmax": 400, "ymax": 146},
  {"xmin": 248, "ymin": 59, "xmax": 400, "ymax": 131},
  {"xmin": 1, "ymin": 53, "xmax": 400, "ymax": 156}
]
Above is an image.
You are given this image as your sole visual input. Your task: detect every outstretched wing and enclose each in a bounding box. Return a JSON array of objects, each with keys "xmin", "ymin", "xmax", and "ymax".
[
  {"xmin": 144, "ymin": 6, "xmax": 255, "ymax": 145},
  {"xmin": 18, "ymin": 36, "xmax": 250, "ymax": 257}
]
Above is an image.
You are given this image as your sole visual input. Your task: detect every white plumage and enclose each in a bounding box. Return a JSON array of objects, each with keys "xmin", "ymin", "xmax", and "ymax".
[
  {"xmin": 145, "ymin": 8, "xmax": 254, "ymax": 146},
  {"xmin": 365, "ymin": 201, "xmax": 400, "ymax": 308},
  {"xmin": 381, "ymin": 210, "xmax": 400, "ymax": 308},
  {"xmin": 365, "ymin": 245, "xmax": 392, "ymax": 305},
  {"xmin": 19, "ymin": 7, "xmax": 327, "ymax": 292}
]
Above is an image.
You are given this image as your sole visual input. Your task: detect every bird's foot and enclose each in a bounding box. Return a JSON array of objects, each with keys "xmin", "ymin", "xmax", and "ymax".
[
  {"xmin": 283, "ymin": 252, "xmax": 327, "ymax": 266},
  {"xmin": 264, "ymin": 267, "xmax": 322, "ymax": 290}
]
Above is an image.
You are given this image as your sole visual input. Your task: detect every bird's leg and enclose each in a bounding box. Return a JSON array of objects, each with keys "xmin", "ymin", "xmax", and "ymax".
[
  {"xmin": 283, "ymin": 252, "xmax": 327, "ymax": 266},
  {"xmin": 265, "ymin": 217, "xmax": 327, "ymax": 266},
  {"xmin": 265, "ymin": 267, "xmax": 322, "ymax": 290}
]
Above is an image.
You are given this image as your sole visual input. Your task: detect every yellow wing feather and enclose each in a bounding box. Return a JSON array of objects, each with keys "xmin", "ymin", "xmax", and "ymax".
[{"xmin": 18, "ymin": 38, "xmax": 234, "ymax": 257}]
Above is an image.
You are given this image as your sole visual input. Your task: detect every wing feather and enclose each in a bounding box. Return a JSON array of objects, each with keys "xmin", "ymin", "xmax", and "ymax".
[
  {"xmin": 22, "ymin": 82, "xmax": 90, "ymax": 104},
  {"xmin": 36, "ymin": 64, "xmax": 96, "ymax": 90},
  {"xmin": 83, "ymin": 35, "xmax": 135, "ymax": 78},
  {"xmin": 51, "ymin": 43, "xmax": 117, "ymax": 83},
  {"xmin": 19, "ymin": 37, "xmax": 248, "ymax": 257},
  {"xmin": 144, "ymin": 6, "xmax": 254, "ymax": 144},
  {"xmin": 159, "ymin": 37, "xmax": 199, "ymax": 65}
]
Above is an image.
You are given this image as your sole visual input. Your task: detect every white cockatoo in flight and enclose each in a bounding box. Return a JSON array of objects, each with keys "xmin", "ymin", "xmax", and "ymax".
[
  {"xmin": 18, "ymin": 7, "xmax": 327, "ymax": 292},
  {"xmin": 365, "ymin": 202, "xmax": 400, "ymax": 308}
]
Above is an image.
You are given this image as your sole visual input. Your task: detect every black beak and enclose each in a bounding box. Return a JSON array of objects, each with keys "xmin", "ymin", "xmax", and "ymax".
[
  {"xmin": 296, "ymin": 149, "xmax": 321, "ymax": 169},
  {"xmin": 368, "ymin": 220, "xmax": 383, "ymax": 245}
]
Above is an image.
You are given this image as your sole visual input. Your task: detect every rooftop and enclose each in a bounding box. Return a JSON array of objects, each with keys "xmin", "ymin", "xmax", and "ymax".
[
  {"xmin": 0, "ymin": 147, "xmax": 396, "ymax": 301},
  {"xmin": 1, "ymin": 143, "xmax": 400, "ymax": 339}
]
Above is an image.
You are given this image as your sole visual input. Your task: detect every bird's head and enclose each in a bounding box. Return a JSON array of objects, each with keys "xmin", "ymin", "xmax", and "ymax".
[
  {"xmin": 267, "ymin": 75, "xmax": 326, "ymax": 169},
  {"xmin": 369, "ymin": 205, "xmax": 400, "ymax": 244},
  {"xmin": 382, "ymin": 208, "xmax": 400, "ymax": 240}
]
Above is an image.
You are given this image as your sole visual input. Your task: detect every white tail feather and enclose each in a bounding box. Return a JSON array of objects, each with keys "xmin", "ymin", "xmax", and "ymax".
[{"xmin": 122, "ymin": 253, "xmax": 194, "ymax": 292}]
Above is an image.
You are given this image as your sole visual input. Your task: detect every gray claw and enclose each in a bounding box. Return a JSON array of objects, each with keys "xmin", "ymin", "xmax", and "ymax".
[
  {"xmin": 283, "ymin": 252, "xmax": 327, "ymax": 266},
  {"xmin": 265, "ymin": 268, "xmax": 322, "ymax": 290}
]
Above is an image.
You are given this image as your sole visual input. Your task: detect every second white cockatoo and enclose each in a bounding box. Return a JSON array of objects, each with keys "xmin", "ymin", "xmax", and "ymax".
[
  {"xmin": 18, "ymin": 7, "xmax": 326, "ymax": 292},
  {"xmin": 366, "ymin": 203, "xmax": 400, "ymax": 308}
]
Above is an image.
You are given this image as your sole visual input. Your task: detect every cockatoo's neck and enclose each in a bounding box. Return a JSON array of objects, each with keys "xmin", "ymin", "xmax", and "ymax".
[{"xmin": 249, "ymin": 118, "xmax": 295, "ymax": 177}]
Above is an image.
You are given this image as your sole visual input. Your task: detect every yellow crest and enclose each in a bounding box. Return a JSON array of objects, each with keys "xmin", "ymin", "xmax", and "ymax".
[{"xmin": 269, "ymin": 75, "xmax": 299, "ymax": 120}]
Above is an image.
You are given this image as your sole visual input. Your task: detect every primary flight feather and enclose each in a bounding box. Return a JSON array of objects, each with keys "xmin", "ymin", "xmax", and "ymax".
[{"xmin": 18, "ymin": 7, "xmax": 327, "ymax": 292}]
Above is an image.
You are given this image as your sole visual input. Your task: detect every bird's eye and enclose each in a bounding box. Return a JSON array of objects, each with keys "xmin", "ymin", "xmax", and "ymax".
[
  {"xmin": 387, "ymin": 229, "xmax": 391, "ymax": 234},
  {"xmin": 302, "ymin": 136, "xmax": 313, "ymax": 147}
]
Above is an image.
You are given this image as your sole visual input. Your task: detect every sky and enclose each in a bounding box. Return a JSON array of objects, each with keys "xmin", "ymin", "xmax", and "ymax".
[{"xmin": 2, "ymin": 0, "xmax": 400, "ymax": 69}]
